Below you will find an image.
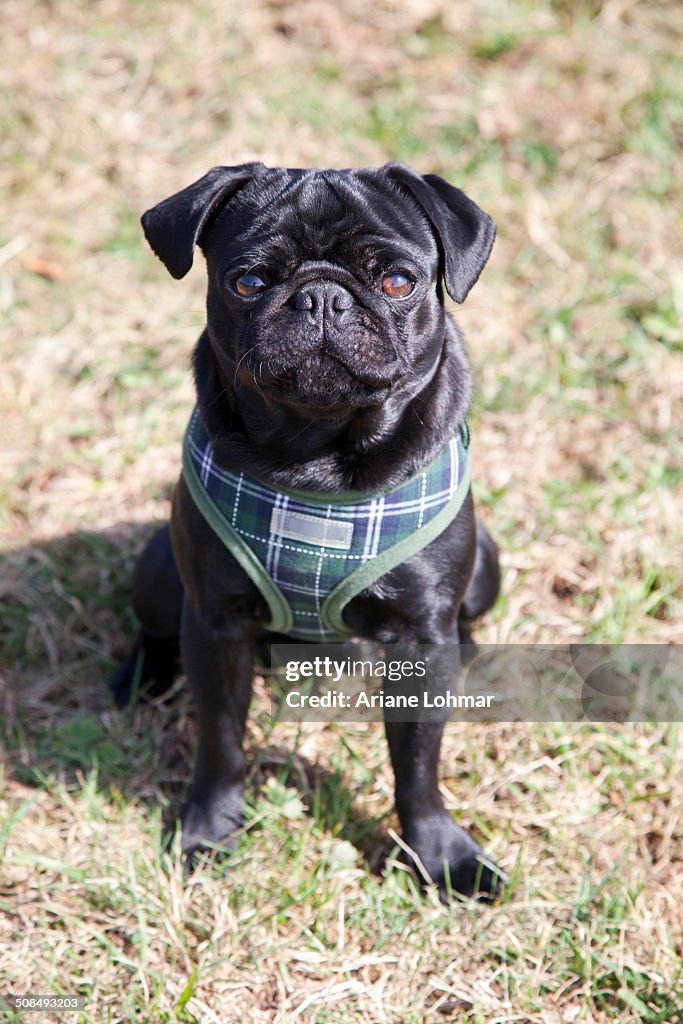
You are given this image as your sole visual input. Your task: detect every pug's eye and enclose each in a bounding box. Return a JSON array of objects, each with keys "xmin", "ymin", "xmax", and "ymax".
[
  {"xmin": 232, "ymin": 273, "xmax": 267, "ymax": 297},
  {"xmin": 382, "ymin": 273, "xmax": 415, "ymax": 298}
]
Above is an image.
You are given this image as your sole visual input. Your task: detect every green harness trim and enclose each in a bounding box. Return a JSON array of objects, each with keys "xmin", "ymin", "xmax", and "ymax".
[
  {"xmin": 183, "ymin": 440, "xmax": 294, "ymax": 634},
  {"xmin": 322, "ymin": 457, "xmax": 471, "ymax": 636}
]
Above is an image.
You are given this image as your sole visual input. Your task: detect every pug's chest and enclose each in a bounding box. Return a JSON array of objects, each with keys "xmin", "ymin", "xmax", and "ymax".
[{"xmin": 182, "ymin": 408, "xmax": 471, "ymax": 643}]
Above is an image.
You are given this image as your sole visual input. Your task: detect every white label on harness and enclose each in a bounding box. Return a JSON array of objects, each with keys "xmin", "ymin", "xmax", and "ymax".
[{"xmin": 270, "ymin": 507, "xmax": 354, "ymax": 550}]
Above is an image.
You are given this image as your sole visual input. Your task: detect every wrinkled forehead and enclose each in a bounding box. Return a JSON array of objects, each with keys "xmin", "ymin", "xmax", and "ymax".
[{"xmin": 208, "ymin": 168, "xmax": 438, "ymax": 270}]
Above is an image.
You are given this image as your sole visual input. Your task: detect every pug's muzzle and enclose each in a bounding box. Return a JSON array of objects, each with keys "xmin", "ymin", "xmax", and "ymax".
[{"xmin": 230, "ymin": 267, "xmax": 404, "ymax": 408}]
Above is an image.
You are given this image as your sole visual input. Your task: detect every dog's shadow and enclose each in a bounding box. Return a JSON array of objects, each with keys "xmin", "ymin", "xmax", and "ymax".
[
  {"xmin": 0, "ymin": 522, "xmax": 391, "ymax": 874},
  {"xmin": 245, "ymin": 744, "xmax": 391, "ymax": 874}
]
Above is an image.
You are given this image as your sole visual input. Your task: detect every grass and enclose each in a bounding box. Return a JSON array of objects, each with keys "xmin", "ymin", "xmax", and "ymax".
[{"xmin": 1, "ymin": 0, "xmax": 682, "ymax": 1020}]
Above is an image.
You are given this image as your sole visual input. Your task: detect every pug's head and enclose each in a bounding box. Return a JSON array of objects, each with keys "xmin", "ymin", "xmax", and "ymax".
[{"xmin": 142, "ymin": 163, "xmax": 495, "ymax": 417}]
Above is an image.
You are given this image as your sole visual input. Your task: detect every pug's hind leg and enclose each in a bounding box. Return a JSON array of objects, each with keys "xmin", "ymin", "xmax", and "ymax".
[
  {"xmin": 110, "ymin": 524, "xmax": 184, "ymax": 708},
  {"xmin": 458, "ymin": 519, "xmax": 500, "ymax": 657}
]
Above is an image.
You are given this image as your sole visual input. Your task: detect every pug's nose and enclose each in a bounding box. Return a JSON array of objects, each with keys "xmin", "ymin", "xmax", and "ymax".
[{"xmin": 292, "ymin": 282, "xmax": 353, "ymax": 317}]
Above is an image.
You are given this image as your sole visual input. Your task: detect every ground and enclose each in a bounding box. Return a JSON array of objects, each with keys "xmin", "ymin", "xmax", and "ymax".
[{"xmin": 0, "ymin": 1, "xmax": 681, "ymax": 1021}]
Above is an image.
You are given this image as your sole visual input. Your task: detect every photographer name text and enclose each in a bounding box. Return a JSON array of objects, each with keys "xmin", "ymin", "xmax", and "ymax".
[{"xmin": 285, "ymin": 690, "xmax": 495, "ymax": 710}]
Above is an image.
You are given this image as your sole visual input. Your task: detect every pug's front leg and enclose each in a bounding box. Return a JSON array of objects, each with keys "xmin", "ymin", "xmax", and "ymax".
[
  {"xmin": 180, "ymin": 597, "xmax": 255, "ymax": 860},
  {"xmin": 383, "ymin": 644, "xmax": 502, "ymax": 902}
]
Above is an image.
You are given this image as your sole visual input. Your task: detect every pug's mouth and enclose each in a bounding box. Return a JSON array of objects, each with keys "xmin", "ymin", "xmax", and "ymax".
[{"xmin": 243, "ymin": 350, "xmax": 398, "ymax": 410}]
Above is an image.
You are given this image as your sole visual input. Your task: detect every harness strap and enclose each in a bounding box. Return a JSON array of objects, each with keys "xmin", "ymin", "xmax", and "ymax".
[
  {"xmin": 182, "ymin": 435, "xmax": 294, "ymax": 634},
  {"xmin": 320, "ymin": 452, "xmax": 471, "ymax": 636}
]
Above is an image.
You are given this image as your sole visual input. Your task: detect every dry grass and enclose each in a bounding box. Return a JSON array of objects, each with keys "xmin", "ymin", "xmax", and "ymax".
[{"xmin": 1, "ymin": 0, "xmax": 682, "ymax": 1021}]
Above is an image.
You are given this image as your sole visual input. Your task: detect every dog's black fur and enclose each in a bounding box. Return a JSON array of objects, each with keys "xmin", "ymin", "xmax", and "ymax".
[{"xmin": 112, "ymin": 163, "xmax": 502, "ymax": 901}]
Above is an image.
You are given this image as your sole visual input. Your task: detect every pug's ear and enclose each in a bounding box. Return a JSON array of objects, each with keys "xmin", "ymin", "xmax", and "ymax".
[
  {"xmin": 141, "ymin": 163, "xmax": 265, "ymax": 279},
  {"xmin": 385, "ymin": 163, "xmax": 496, "ymax": 303}
]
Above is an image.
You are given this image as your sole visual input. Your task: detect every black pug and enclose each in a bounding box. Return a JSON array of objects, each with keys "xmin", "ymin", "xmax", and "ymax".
[{"xmin": 112, "ymin": 162, "xmax": 502, "ymax": 901}]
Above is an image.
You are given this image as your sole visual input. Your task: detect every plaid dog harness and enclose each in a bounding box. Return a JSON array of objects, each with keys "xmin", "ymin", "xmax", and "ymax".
[{"xmin": 182, "ymin": 408, "xmax": 471, "ymax": 642}]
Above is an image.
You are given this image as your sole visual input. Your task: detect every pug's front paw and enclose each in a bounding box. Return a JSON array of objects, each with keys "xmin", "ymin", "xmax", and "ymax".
[
  {"xmin": 400, "ymin": 812, "xmax": 504, "ymax": 903},
  {"xmin": 181, "ymin": 785, "xmax": 245, "ymax": 865}
]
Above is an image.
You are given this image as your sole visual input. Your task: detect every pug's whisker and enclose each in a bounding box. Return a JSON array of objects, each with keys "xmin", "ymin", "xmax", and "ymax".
[
  {"xmin": 205, "ymin": 391, "xmax": 223, "ymax": 414},
  {"xmin": 247, "ymin": 361, "xmax": 266, "ymax": 400},
  {"xmin": 286, "ymin": 419, "xmax": 316, "ymax": 445},
  {"xmin": 232, "ymin": 345, "xmax": 259, "ymax": 389},
  {"xmin": 266, "ymin": 360, "xmax": 284, "ymax": 381}
]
